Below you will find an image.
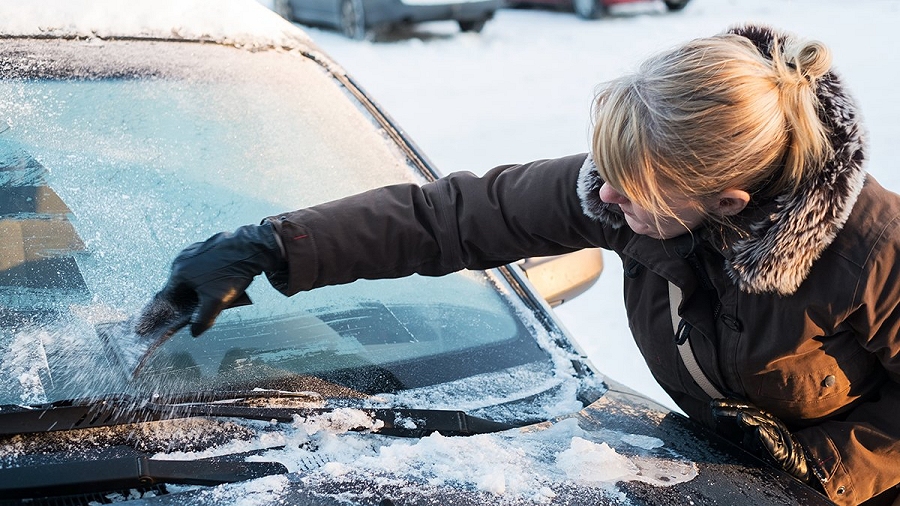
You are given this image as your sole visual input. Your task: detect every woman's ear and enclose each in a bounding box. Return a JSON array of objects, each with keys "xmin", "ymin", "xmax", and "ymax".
[{"xmin": 711, "ymin": 189, "xmax": 750, "ymax": 217}]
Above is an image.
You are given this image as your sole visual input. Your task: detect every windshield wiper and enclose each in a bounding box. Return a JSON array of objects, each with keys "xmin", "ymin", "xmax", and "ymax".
[
  {"xmin": 0, "ymin": 390, "xmax": 519, "ymax": 437},
  {"xmin": 0, "ymin": 446, "xmax": 288, "ymax": 500}
]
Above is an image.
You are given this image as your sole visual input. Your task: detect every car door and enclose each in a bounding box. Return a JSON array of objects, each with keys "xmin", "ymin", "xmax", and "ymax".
[{"xmin": 294, "ymin": 0, "xmax": 341, "ymax": 25}]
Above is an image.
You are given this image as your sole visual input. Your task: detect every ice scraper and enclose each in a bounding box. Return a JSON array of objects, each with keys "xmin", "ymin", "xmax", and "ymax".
[{"xmin": 97, "ymin": 290, "xmax": 251, "ymax": 379}]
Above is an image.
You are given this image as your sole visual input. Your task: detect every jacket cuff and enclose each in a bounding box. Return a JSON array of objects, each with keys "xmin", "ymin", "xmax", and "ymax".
[
  {"xmin": 795, "ymin": 426, "xmax": 857, "ymax": 505},
  {"xmin": 263, "ymin": 213, "xmax": 318, "ymax": 296}
]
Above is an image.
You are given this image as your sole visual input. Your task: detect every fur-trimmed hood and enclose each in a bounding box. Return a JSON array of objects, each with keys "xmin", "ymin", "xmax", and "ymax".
[{"xmin": 576, "ymin": 24, "xmax": 868, "ymax": 296}]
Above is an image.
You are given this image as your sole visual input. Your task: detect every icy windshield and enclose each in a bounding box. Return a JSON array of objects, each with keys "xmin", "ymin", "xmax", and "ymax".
[{"xmin": 0, "ymin": 39, "xmax": 554, "ymax": 407}]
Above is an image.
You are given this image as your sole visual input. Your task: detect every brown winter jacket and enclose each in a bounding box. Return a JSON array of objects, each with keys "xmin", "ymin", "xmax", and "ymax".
[{"xmin": 263, "ymin": 27, "xmax": 900, "ymax": 506}]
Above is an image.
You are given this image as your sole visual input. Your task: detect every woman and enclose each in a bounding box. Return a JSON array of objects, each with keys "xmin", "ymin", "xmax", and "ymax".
[{"xmin": 140, "ymin": 25, "xmax": 899, "ymax": 505}]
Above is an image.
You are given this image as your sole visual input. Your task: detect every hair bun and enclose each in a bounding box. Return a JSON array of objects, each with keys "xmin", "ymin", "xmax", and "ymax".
[{"xmin": 784, "ymin": 39, "xmax": 832, "ymax": 82}]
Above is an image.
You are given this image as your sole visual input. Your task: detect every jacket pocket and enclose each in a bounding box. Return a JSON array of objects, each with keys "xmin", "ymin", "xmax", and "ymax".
[{"xmin": 748, "ymin": 341, "xmax": 879, "ymax": 422}]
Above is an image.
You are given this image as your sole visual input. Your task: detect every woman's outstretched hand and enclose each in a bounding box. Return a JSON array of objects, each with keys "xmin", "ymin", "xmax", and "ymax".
[{"xmin": 137, "ymin": 221, "xmax": 285, "ymax": 338}]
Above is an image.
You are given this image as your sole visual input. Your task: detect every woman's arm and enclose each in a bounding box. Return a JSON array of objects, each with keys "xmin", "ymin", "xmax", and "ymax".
[
  {"xmin": 138, "ymin": 153, "xmax": 621, "ymax": 338},
  {"xmin": 265, "ymin": 153, "xmax": 617, "ymax": 296}
]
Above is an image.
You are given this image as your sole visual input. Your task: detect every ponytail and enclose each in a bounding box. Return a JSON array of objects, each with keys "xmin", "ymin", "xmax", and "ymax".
[{"xmin": 770, "ymin": 37, "xmax": 833, "ymax": 194}]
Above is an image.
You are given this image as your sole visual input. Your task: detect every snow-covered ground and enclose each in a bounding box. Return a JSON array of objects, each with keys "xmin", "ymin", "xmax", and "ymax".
[{"xmin": 267, "ymin": 0, "xmax": 900, "ymax": 411}]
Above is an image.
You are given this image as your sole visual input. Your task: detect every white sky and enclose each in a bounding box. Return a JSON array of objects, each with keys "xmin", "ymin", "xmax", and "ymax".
[{"xmin": 284, "ymin": 0, "xmax": 900, "ymax": 410}]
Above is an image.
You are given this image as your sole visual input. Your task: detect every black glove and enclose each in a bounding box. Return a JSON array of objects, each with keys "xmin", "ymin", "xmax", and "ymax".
[
  {"xmin": 711, "ymin": 399, "xmax": 815, "ymax": 484},
  {"xmin": 137, "ymin": 221, "xmax": 285, "ymax": 338}
]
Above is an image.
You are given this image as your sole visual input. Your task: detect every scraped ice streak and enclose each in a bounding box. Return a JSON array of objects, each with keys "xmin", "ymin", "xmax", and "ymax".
[
  {"xmin": 0, "ymin": 302, "xmax": 147, "ymax": 406},
  {"xmin": 1, "ymin": 329, "xmax": 51, "ymax": 405}
]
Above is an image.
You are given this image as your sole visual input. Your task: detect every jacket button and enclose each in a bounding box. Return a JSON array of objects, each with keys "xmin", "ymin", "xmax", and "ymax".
[
  {"xmin": 822, "ymin": 375, "xmax": 836, "ymax": 388},
  {"xmin": 836, "ymin": 486, "xmax": 846, "ymax": 495}
]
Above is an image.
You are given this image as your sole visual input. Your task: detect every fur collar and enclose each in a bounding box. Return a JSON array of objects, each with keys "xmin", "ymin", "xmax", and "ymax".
[{"xmin": 576, "ymin": 24, "xmax": 868, "ymax": 296}]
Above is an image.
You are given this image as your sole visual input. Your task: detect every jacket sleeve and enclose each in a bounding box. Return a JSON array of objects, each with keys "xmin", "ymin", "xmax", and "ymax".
[
  {"xmin": 263, "ymin": 153, "xmax": 618, "ymax": 296},
  {"xmin": 795, "ymin": 215, "xmax": 900, "ymax": 505}
]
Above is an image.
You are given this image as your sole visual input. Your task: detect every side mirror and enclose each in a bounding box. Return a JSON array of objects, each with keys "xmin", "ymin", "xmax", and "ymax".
[{"xmin": 517, "ymin": 248, "xmax": 603, "ymax": 307}]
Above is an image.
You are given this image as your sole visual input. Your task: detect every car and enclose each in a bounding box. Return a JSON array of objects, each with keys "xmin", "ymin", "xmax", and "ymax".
[
  {"xmin": 0, "ymin": 1, "xmax": 832, "ymax": 505},
  {"xmin": 506, "ymin": 0, "xmax": 690, "ymax": 20},
  {"xmin": 272, "ymin": 0, "xmax": 502, "ymax": 40}
]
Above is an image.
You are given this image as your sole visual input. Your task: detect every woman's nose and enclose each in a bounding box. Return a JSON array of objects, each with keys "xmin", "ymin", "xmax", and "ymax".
[{"xmin": 599, "ymin": 182, "xmax": 629, "ymax": 205}]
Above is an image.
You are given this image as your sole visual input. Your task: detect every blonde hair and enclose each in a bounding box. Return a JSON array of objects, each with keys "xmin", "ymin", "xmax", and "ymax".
[{"xmin": 591, "ymin": 30, "xmax": 833, "ymax": 224}]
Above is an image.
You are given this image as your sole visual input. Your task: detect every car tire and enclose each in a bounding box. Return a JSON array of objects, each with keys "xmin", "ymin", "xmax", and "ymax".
[
  {"xmin": 573, "ymin": 0, "xmax": 604, "ymax": 19},
  {"xmin": 663, "ymin": 0, "xmax": 690, "ymax": 11},
  {"xmin": 458, "ymin": 18, "xmax": 488, "ymax": 33},
  {"xmin": 340, "ymin": 0, "xmax": 367, "ymax": 40},
  {"xmin": 272, "ymin": 0, "xmax": 293, "ymax": 20}
]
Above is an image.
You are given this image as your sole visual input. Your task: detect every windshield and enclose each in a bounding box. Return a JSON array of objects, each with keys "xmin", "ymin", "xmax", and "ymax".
[{"xmin": 0, "ymin": 39, "xmax": 559, "ymax": 409}]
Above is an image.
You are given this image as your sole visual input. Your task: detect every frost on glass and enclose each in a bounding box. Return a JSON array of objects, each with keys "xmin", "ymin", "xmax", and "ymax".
[{"xmin": 0, "ymin": 41, "xmax": 552, "ymax": 406}]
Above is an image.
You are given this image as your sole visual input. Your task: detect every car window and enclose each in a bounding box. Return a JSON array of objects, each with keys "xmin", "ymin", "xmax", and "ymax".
[{"xmin": 0, "ymin": 39, "xmax": 554, "ymax": 407}]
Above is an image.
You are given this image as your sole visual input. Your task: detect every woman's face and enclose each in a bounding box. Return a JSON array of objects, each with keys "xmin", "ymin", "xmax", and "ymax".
[{"xmin": 598, "ymin": 182, "xmax": 707, "ymax": 240}]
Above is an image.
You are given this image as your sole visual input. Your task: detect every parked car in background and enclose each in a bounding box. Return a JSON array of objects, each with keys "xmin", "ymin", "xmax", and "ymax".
[
  {"xmin": 272, "ymin": 0, "xmax": 501, "ymax": 39},
  {"xmin": 0, "ymin": 1, "xmax": 832, "ymax": 505},
  {"xmin": 506, "ymin": 0, "xmax": 690, "ymax": 19}
]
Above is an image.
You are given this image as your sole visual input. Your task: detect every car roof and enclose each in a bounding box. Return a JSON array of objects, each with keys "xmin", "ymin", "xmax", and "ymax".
[{"xmin": 0, "ymin": 0, "xmax": 315, "ymax": 51}]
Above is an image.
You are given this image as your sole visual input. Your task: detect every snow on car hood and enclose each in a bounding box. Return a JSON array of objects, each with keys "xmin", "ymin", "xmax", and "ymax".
[
  {"xmin": 153, "ymin": 409, "xmax": 697, "ymax": 504},
  {"xmin": 0, "ymin": 0, "xmax": 313, "ymax": 50}
]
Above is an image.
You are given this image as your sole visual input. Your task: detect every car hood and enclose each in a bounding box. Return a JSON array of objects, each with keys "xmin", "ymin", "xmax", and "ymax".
[
  {"xmin": 0, "ymin": 0, "xmax": 314, "ymax": 51},
  {"xmin": 18, "ymin": 388, "xmax": 827, "ymax": 505}
]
